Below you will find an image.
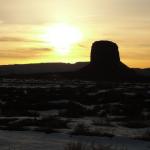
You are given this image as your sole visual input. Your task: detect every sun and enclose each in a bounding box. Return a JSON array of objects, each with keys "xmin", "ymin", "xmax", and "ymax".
[{"xmin": 42, "ymin": 23, "xmax": 83, "ymax": 54}]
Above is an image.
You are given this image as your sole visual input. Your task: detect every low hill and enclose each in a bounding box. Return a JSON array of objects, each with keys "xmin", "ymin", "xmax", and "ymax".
[
  {"xmin": 134, "ymin": 68, "xmax": 150, "ymax": 77},
  {"xmin": 0, "ymin": 62, "xmax": 88, "ymax": 75}
]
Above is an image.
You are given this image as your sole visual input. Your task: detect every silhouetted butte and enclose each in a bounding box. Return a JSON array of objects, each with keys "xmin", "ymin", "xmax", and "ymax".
[{"xmin": 79, "ymin": 41, "xmax": 136, "ymax": 81}]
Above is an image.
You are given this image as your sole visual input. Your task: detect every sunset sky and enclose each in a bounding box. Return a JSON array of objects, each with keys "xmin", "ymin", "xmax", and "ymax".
[{"xmin": 0, "ymin": 0, "xmax": 150, "ymax": 68}]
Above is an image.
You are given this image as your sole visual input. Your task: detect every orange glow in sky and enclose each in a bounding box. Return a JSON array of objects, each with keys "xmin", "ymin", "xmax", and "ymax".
[{"xmin": 0, "ymin": 0, "xmax": 150, "ymax": 68}]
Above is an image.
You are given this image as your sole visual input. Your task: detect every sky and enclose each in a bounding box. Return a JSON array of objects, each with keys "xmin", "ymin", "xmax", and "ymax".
[{"xmin": 0, "ymin": 0, "xmax": 150, "ymax": 68}]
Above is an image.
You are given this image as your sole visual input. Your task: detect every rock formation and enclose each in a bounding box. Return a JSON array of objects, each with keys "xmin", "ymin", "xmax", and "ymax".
[
  {"xmin": 91, "ymin": 41, "xmax": 120, "ymax": 67},
  {"xmin": 79, "ymin": 40, "xmax": 136, "ymax": 81}
]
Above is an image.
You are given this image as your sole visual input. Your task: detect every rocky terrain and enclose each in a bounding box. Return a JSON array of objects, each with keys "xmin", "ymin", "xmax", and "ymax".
[{"xmin": 0, "ymin": 79, "xmax": 150, "ymax": 149}]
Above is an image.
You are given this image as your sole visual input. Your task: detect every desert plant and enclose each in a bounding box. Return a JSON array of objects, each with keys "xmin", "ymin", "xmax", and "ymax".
[
  {"xmin": 120, "ymin": 120, "xmax": 148, "ymax": 128},
  {"xmin": 92, "ymin": 118, "xmax": 113, "ymax": 127},
  {"xmin": 37, "ymin": 115, "xmax": 69, "ymax": 129},
  {"xmin": 135, "ymin": 130, "xmax": 150, "ymax": 141},
  {"xmin": 64, "ymin": 142, "xmax": 126, "ymax": 150},
  {"xmin": 64, "ymin": 142, "xmax": 87, "ymax": 150},
  {"xmin": 71, "ymin": 123, "xmax": 114, "ymax": 137},
  {"xmin": 71, "ymin": 123, "xmax": 90, "ymax": 136}
]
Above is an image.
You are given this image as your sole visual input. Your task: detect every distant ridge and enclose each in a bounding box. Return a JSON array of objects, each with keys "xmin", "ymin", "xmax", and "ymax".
[
  {"xmin": 134, "ymin": 68, "xmax": 150, "ymax": 77},
  {"xmin": 0, "ymin": 62, "xmax": 88, "ymax": 75},
  {"xmin": 0, "ymin": 62, "xmax": 149, "ymax": 80}
]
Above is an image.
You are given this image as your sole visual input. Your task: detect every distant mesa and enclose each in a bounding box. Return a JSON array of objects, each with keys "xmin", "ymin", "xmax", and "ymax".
[
  {"xmin": 79, "ymin": 40, "xmax": 136, "ymax": 81},
  {"xmin": 91, "ymin": 41, "xmax": 120, "ymax": 66}
]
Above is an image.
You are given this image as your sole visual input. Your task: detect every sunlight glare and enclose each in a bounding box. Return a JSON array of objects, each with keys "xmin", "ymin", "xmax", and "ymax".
[{"xmin": 42, "ymin": 23, "xmax": 83, "ymax": 55}]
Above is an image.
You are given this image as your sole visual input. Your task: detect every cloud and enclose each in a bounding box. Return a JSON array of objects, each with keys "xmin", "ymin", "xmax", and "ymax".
[
  {"xmin": 138, "ymin": 44, "xmax": 150, "ymax": 48},
  {"xmin": 122, "ymin": 51, "xmax": 150, "ymax": 60},
  {"xmin": 77, "ymin": 44, "xmax": 87, "ymax": 48},
  {"xmin": 0, "ymin": 36, "xmax": 42, "ymax": 43},
  {"xmin": 0, "ymin": 20, "xmax": 4, "ymax": 24},
  {"xmin": 0, "ymin": 47, "xmax": 53, "ymax": 59},
  {"xmin": 26, "ymin": 47, "xmax": 53, "ymax": 52}
]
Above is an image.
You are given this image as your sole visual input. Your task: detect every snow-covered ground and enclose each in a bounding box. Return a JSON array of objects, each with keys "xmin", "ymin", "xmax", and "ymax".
[{"xmin": 0, "ymin": 130, "xmax": 150, "ymax": 150}]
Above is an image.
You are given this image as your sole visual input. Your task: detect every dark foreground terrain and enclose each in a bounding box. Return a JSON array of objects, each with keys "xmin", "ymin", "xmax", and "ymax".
[
  {"xmin": 0, "ymin": 78, "xmax": 150, "ymax": 138},
  {"xmin": 0, "ymin": 78, "xmax": 150, "ymax": 150}
]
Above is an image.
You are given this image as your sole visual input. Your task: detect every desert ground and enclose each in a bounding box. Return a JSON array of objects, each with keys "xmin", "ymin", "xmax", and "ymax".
[{"xmin": 0, "ymin": 78, "xmax": 149, "ymax": 150}]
